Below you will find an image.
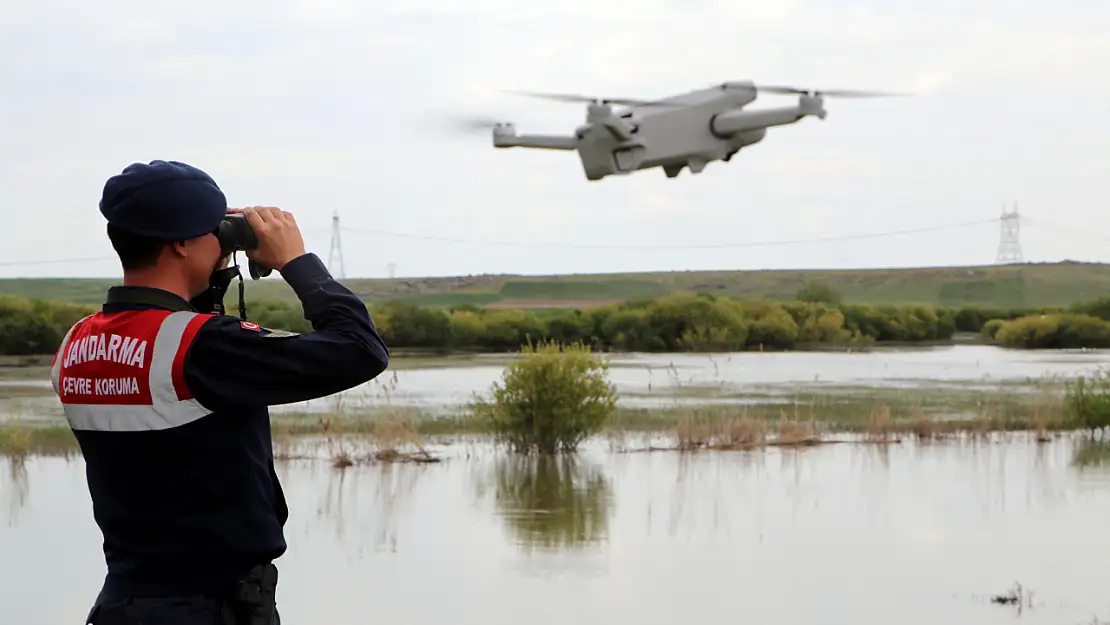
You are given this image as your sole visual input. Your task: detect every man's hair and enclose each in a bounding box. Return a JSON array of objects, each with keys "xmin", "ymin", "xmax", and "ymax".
[{"xmin": 107, "ymin": 224, "xmax": 169, "ymax": 270}]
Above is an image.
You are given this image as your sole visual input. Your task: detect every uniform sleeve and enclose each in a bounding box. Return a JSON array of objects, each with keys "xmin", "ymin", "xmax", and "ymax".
[{"xmin": 181, "ymin": 253, "xmax": 390, "ymax": 409}]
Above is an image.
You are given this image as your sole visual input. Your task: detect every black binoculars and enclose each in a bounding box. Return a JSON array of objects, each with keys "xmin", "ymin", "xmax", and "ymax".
[{"xmin": 216, "ymin": 213, "xmax": 272, "ymax": 280}]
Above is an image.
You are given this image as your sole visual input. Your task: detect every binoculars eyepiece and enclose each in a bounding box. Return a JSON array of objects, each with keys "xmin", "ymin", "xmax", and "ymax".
[{"xmin": 216, "ymin": 213, "xmax": 272, "ymax": 280}]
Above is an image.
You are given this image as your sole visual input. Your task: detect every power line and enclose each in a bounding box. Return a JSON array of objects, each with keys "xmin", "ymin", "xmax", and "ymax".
[
  {"xmin": 1021, "ymin": 216, "xmax": 1110, "ymax": 244},
  {"xmin": 0, "ymin": 228, "xmax": 333, "ymax": 269},
  {"xmin": 0, "ymin": 255, "xmax": 115, "ymax": 267},
  {"xmin": 339, "ymin": 218, "xmax": 1000, "ymax": 250},
  {"xmin": 0, "ymin": 217, "xmax": 1006, "ymax": 268}
]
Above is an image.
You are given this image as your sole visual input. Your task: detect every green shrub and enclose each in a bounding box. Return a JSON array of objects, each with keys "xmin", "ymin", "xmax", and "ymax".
[
  {"xmin": 479, "ymin": 308, "xmax": 547, "ymax": 351},
  {"xmin": 782, "ymin": 301, "xmax": 853, "ymax": 344},
  {"xmin": 1070, "ymin": 295, "xmax": 1110, "ymax": 322},
  {"xmin": 248, "ymin": 300, "xmax": 313, "ymax": 333},
  {"xmin": 746, "ymin": 300, "xmax": 800, "ymax": 348},
  {"xmin": 14, "ymin": 289, "xmax": 1110, "ymax": 356},
  {"xmin": 375, "ymin": 301, "xmax": 453, "ymax": 349},
  {"xmin": 981, "ymin": 318, "xmax": 1005, "ymax": 341},
  {"xmin": 994, "ymin": 313, "xmax": 1110, "ymax": 349},
  {"xmin": 544, "ymin": 310, "xmax": 595, "ymax": 346},
  {"xmin": 472, "ymin": 341, "xmax": 617, "ymax": 454},
  {"xmin": 448, "ymin": 309, "xmax": 485, "ymax": 347},
  {"xmin": 643, "ymin": 293, "xmax": 749, "ymax": 351},
  {"xmin": 953, "ymin": 306, "xmax": 990, "ymax": 332},
  {"xmin": 0, "ymin": 295, "xmax": 96, "ymax": 355},
  {"xmin": 1064, "ymin": 368, "xmax": 1110, "ymax": 430}
]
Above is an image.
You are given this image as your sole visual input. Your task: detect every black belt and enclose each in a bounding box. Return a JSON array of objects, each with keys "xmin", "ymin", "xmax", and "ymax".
[{"xmin": 92, "ymin": 563, "xmax": 278, "ymax": 625}]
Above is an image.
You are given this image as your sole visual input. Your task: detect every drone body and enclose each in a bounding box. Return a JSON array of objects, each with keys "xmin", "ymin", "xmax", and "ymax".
[{"xmin": 484, "ymin": 80, "xmax": 895, "ymax": 181}]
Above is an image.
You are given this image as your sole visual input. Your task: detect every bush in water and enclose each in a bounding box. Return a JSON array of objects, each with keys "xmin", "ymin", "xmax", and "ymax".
[
  {"xmin": 472, "ymin": 340, "xmax": 617, "ymax": 454},
  {"xmin": 1064, "ymin": 368, "xmax": 1110, "ymax": 431}
]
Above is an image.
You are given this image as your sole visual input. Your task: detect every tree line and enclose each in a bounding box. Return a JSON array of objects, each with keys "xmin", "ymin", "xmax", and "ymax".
[{"xmin": 7, "ymin": 286, "xmax": 1110, "ymax": 355}]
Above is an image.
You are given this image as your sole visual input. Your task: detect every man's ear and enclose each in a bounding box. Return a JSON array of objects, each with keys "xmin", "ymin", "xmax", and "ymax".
[{"xmin": 168, "ymin": 240, "xmax": 189, "ymax": 259}]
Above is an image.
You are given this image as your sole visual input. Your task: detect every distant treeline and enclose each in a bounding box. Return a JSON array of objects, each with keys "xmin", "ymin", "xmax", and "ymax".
[
  {"xmin": 8, "ymin": 287, "xmax": 1110, "ymax": 356},
  {"xmin": 0, "ymin": 295, "xmax": 101, "ymax": 356}
]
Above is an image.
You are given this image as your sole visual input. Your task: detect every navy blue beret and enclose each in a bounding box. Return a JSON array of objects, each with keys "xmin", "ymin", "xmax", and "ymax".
[{"xmin": 99, "ymin": 160, "xmax": 227, "ymax": 240}]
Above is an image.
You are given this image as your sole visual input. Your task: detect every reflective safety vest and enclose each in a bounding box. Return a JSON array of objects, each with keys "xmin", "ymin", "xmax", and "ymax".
[{"xmin": 50, "ymin": 310, "xmax": 216, "ymax": 432}]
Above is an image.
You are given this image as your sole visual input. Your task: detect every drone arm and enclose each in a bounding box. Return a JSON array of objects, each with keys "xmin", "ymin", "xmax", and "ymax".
[
  {"xmin": 494, "ymin": 133, "xmax": 577, "ymax": 150},
  {"xmin": 710, "ymin": 104, "xmax": 823, "ymax": 136}
]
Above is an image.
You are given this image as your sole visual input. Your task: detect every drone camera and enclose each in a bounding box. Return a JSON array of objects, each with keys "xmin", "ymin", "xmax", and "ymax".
[{"xmin": 612, "ymin": 144, "xmax": 646, "ymax": 172}]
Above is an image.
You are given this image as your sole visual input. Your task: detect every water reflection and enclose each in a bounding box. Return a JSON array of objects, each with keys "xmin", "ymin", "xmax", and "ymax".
[
  {"xmin": 288, "ymin": 460, "xmax": 432, "ymax": 559},
  {"xmin": 6, "ymin": 437, "xmax": 1110, "ymax": 625},
  {"xmin": 1071, "ymin": 437, "xmax": 1110, "ymax": 470},
  {"xmin": 476, "ymin": 454, "xmax": 613, "ymax": 552},
  {"xmin": 2, "ymin": 457, "xmax": 28, "ymax": 525},
  {"xmin": 318, "ymin": 465, "xmax": 401, "ymax": 551}
]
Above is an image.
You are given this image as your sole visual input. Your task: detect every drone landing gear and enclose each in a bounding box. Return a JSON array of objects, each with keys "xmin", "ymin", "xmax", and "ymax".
[{"xmin": 663, "ymin": 157, "xmax": 709, "ymax": 179}]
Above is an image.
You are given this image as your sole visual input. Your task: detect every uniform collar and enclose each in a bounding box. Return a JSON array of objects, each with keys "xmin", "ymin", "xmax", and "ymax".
[{"xmin": 104, "ymin": 286, "xmax": 197, "ymax": 313}]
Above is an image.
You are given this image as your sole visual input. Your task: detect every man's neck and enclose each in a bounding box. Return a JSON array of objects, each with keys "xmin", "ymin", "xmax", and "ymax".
[{"xmin": 121, "ymin": 271, "xmax": 192, "ymax": 302}]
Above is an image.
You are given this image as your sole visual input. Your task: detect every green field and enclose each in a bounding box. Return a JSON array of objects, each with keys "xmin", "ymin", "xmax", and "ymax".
[{"xmin": 3, "ymin": 261, "xmax": 1110, "ymax": 309}]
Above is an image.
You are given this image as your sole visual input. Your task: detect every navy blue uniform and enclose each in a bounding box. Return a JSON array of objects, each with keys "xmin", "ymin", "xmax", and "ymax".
[{"xmin": 62, "ymin": 253, "xmax": 389, "ymax": 623}]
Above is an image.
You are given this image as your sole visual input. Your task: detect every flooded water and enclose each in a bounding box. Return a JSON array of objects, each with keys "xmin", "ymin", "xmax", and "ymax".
[
  {"xmin": 4, "ymin": 434, "xmax": 1110, "ymax": 625},
  {"xmin": 179, "ymin": 344, "xmax": 1110, "ymax": 415},
  {"xmin": 7, "ymin": 345, "xmax": 1110, "ymax": 423}
]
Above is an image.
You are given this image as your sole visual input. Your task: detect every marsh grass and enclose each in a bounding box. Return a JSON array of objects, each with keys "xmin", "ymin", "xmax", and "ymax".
[
  {"xmin": 1, "ymin": 358, "xmax": 1104, "ymax": 460},
  {"xmin": 668, "ymin": 408, "xmax": 821, "ymax": 451},
  {"xmin": 1, "ymin": 390, "xmax": 1084, "ymax": 460},
  {"xmin": 648, "ymin": 380, "xmax": 1086, "ymax": 454},
  {"xmin": 616, "ymin": 360, "xmax": 1086, "ymax": 453},
  {"xmin": 772, "ymin": 418, "xmax": 820, "ymax": 446},
  {"xmin": 301, "ymin": 372, "xmax": 442, "ymax": 468},
  {"xmin": 863, "ymin": 406, "xmax": 898, "ymax": 442},
  {"xmin": 0, "ymin": 419, "xmax": 78, "ymax": 457},
  {"xmin": 0, "ymin": 420, "xmax": 32, "ymax": 457},
  {"xmin": 1064, "ymin": 367, "xmax": 1110, "ymax": 432}
]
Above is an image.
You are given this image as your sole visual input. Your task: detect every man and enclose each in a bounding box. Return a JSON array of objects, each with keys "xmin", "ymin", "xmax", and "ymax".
[{"xmin": 49, "ymin": 160, "xmax": 390, "ymax": 624}]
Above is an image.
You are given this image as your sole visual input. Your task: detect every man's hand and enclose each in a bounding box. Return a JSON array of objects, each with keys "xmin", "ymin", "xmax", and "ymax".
[{"xmin": 241, "ymin": 206, "xmax": 307, "ymax": 272}]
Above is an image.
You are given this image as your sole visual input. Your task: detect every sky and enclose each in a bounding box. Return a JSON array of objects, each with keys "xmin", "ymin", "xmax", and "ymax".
[{"xmin": 1, "ymin": 0, "xmax": 1108, "ymax": 279}]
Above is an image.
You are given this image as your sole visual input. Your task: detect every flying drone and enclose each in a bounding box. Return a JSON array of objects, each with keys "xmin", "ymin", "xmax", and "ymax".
[{"xmin": 458, "ymin": 80, "xmax": 904, "ymax": 182}]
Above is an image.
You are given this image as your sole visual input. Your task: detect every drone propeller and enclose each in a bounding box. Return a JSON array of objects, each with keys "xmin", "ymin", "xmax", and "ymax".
[
  {"xmin": 505, "ymin": 90, "xmax": 669, "ymax": 107},
  {"xmin": 752, "ymin": 84, "xmax": 907, "ymax": 98},
  {"xmin": 442, "ymin": 114, "xmax": 515, "ymax": 135}
]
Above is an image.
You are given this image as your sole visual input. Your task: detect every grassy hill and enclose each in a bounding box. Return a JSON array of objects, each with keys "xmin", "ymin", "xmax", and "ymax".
[{"xmin": 4, "ymin": 261, "xmax": 1110, "ymax": 310}]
